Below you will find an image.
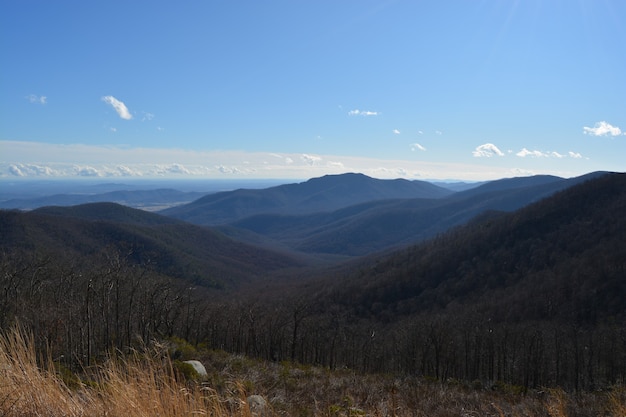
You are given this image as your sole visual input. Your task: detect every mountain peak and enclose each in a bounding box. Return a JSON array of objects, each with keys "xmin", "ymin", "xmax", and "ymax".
[{"xmin": 162, "ymin": 173, "xmax": 453, "ymax": 225}]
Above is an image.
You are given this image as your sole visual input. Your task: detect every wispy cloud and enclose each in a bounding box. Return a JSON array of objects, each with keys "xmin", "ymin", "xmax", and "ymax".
[
  {"xmin": 74, "ymin": 165, "xmax": 100, "ymax": 177},
  {"xmin": 8, "ymin": 163, "xmax": 56, "ymax": 177},
  {"xmin": 393, "ymin": 129, "xmax": 401, "ymax": 135},
  {"xmin": 348, "ymin": 109, "xmax": 379, "ymax": 116},
  {"xmin": 301, "ymin": 154, "xmax": 322, "ymax": 165},
  {"xmin": 102, "ymin": 95, "xmax": 133, "ymax": 120},
  {"xmin": 517, "ymin": 148, "xmax": 583, "ymax": 159},
  {"xmin": 117, "ymin": 165, "xmax": 139, "ymax": 176},
  {"xmin": 516, "ymin": 148, "xmax": 548, "ymax": 158},
  {"xmin": 26, "ymin": 94, "xmax": 46, "ymax": 104},
  {"xmin": 0, "ymin": 140, "xmax": 590, "ymax": 181},
  {"xmin": 583, "ymin": 121, "xmax": 623, "ymax": 137},
  {"xmin": 411, "ymin": 143, "xmax": 426, "ymax": 151},
  {"xmin": 472, "ymin": 143, "xmax": 504, "ymax": 157}
]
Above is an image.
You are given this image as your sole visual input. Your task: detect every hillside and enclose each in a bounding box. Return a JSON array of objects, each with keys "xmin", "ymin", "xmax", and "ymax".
[
  {"xmin": 33, "ymin": 202, "xmax": 184, "ymax": 225},
  {"xmin": 0, "ymin": 203, "xmax": 304, "ymax": 289},
  {"xmin": 323, "ymin": 172, "xmax": 626, "ymax": 322},
  {"xmin": 161, "ymin": 173, "xmax": 453, "ymax": 225}
]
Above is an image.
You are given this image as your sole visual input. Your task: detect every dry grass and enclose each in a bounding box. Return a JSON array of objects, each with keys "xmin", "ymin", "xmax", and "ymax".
[
  {"xmin": 0, "ymin": 327, "xmax": 623, "ymax": 417},
  {"xmin": 0, "ymin": 327, "xmax": 253, "ymax": 417}
]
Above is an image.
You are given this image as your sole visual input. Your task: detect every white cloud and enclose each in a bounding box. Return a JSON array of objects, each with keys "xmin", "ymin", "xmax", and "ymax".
[
  {"xmin": 8, "ymin": 163, "xmax": 56, "ymax": 176},
  {"xmin": 8, "ymin": 165, "xmax": 25, "ymax": 177},
  {"xmin": 26, "ymin": 94, "xmax": 47, "ymax": 104},
  {"xmin": 161, "ymin": 163, "xmax": 191, "ymax": 175},
  {"xmin": 216, "ymin": 165, "xmax": 242, "ymax": 174},
  {"xmin": 393, "ymin": 129, "xmax": 401, "ymax": 135},
  {"xmin": 102, "ymin": 95, "xmax": 133, "ymax": 120},
  {"xmin": 472, "ymin": 143, "xmax": 504, "ymax": 157},
  {"xmin": 301, "ymin": 154, "xmax": 322, "ymax": 165},
  {"xmin": 74, "ymin": 165, "xmax": 101, "ymax": 177},
  {"xmin": 117, "ymin": 165, "xmax": 138, "ymax": 176},
  {"xmin": 517, "ymin": 149, "xmax": 584, "ymax": 159},
  {"xmin": 435, "ymin": 130, "xmax": 443, "ymax": 135},
  {"xmin": 516, "ymin": 148, "xmax": 548, "ymax": 158},
  {"xmin": 1, "ymin": 140, "xmax": 591, "ymax": 181},
  {"xmin": 348, "ymin": 109, "xmax": 379, "ymax": 116},
  {"xmin": 583, "ymin": 121, "xmax": 623, "ymax": 137},
  {"xmin": 411, "ymin": 143, "xmax": 426, "ymax": 151}
]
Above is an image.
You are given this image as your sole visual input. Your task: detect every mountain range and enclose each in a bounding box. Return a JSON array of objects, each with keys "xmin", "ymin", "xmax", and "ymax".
[
  {"xmin": 160, "ymin": 173, "xmax": 455, "ymax": 224},
  {"xmin": 0, "ymin": 170, "xmax": 615, "ymax": 288},
  {"xmin": 165, "ymin": 171, "xmax": 607, "ymax": 256},
  {"xmin": 1, "ymin": 170, "xmax": 624, "ymax": 390}
]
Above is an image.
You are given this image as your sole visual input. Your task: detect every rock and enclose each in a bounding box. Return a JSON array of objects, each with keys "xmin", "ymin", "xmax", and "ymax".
[
  {"xmin": 246, "ymin": 395, "xmax": 268, "ymax": 416},
  {"xmin": 182, "ymin": 360, "xmax": 207, "ymax": 378}
]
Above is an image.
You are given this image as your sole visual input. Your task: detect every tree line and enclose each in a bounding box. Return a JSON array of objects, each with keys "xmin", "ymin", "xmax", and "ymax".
[{"xmin": 1, "ymin": 245, "xmax": 624, "ymax": 392}]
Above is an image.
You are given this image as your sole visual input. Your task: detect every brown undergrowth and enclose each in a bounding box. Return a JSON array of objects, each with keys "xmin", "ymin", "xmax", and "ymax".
[{"xmin": 0, "ymin": 327, "xmax": 623, "ymax": 417}]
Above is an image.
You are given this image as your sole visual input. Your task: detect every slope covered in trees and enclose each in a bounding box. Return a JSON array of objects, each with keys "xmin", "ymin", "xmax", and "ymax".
[
  {"xmin": 325, "ymin": 172, "xmax": 626, "ymax": 323},
  {"xmin": 0, "ymin": 203, "xmax": 304, "ymax": 288}
]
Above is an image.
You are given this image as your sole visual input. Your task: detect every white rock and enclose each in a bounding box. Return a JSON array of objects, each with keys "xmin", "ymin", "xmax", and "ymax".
[{"xmin": 183, "ymin": 360, "xmax": 207, "ymax": 378}]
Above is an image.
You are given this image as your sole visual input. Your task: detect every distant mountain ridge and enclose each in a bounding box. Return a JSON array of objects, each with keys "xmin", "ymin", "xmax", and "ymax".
[
  {"xmin": 216, "ymin": 172, "xmax": 609, "ymax": 256},
  {"xmin": 161, "ymin": 173, "xmax": 453, "ymax": 225},
  {"xmin": 0, "ymin": 188, "xmax": 207, "ymax": 211}
]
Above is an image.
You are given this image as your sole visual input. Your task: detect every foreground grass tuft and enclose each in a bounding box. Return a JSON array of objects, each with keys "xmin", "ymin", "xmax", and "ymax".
[{"xmin": 0, "ymin": 327, "xmax": 623, "ymax": 416}]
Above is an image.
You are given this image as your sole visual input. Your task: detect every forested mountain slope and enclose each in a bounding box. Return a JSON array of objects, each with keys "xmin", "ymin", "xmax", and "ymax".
[
  {"xmin": 322, "ymin": 172, "xmax": 626, "ymax": 323},
  {"xmin": 0, "ymin": 203, "xmax": 304, "ymax": 289}
]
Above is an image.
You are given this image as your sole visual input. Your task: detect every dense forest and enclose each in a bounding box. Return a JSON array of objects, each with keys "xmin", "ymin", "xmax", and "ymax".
[{"xmin": 0, "ymin": 172, "xmax": 624, "ymax": 394}]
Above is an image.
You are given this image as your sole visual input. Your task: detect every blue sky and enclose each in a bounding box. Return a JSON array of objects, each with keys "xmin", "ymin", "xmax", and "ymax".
[{"xmin": 1, "ymin": 0, "xmax": 625, "ymax": 181}]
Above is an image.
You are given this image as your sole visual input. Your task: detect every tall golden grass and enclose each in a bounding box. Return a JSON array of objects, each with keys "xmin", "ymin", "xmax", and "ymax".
[
  {"xmin": 0, "ymin": 327, "xmax": 252, "ymax": 416},
  {"xmin": 0, "ymin": 326, "xmax": 623, "ymax": 417}
]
